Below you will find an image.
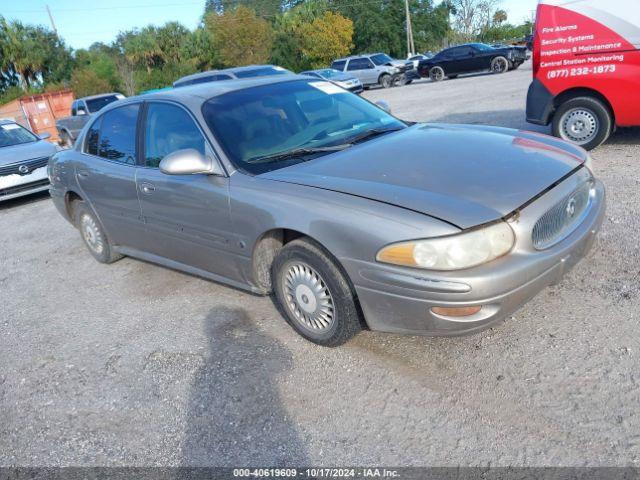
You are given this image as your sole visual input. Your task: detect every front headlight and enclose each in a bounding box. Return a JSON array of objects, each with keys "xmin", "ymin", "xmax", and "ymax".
[{"xmin": 376, "ymin": 221, "xmax": 515, "ymax": 271}]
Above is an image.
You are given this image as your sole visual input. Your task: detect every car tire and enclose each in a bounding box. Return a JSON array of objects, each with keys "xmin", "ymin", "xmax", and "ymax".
[
  {"xmin": 379, "ymin": 73, "xmax": 392, "ymax": 89},
  {"xmin": 491, "ymin": 56, "xmax": 509, "ymax": 74},
  {"xmin": 59, "ymin": 131, "xmax": 73, "ymax": 148},
  {"xmin": 73, "ymin": 201, "xmax": 123, "ymax": 264},
  {"xmin": 272, "ymin": 238, "xmax": 362, "ymax": 347},
  {"xmin": 552, "ymin": 96, "xmax": 612, "ymax": 150},
  {"xmin": 429, "ymin": 66, "xmax": 445, "ymax": 82}
]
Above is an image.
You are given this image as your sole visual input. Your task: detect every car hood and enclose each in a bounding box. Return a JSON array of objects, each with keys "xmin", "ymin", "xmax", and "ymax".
[
  {"xmin": 261, "ymin": 124, "xmax": 588, "ymax": 229},
  {"xmin": 331, "ymin": 73, "xmax": 359, "ymax": 83},
  {"xmin": 0, "ymin": 140, "xmax": 57, "ymax": 166}
]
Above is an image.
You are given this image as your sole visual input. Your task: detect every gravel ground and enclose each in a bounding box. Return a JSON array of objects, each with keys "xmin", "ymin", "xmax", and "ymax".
[{"xmin": 2, "ymin": 62, "xmax": 640, "ymax": 467}]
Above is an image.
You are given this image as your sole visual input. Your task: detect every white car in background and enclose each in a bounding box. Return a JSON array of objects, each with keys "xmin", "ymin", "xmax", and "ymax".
[{"xmin": 0, "ymin": 120, "xmax": 57, "ymax": 202}]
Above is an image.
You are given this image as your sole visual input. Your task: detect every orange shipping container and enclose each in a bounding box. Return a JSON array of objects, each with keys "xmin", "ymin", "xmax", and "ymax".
[{"xmin": 0, "ymin": 90, "xmax": 74, "ymax": 143}]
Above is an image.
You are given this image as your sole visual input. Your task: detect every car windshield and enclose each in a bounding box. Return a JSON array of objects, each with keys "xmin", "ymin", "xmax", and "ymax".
[
  {"xmin": 202, "ymin": 80, "xmax": 405, "ymax": 174},
  {"xmin": 86, "ymin": 95, "xmax": 121, "ymax": 113},
  {"xmin": 0, "ymin": 123, "xmax": 38, "ymax": 147},
  {"xmin": 370, "ymin": 53, "xmax": 393, "ymax": 65},
  {"xmin": 234, "ymin": 67, "xmax": 288, "ymax": 78}
]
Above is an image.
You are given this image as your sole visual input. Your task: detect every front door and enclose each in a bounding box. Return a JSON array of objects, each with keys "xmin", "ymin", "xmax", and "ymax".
[
  {"xmin": 76, "ymin": 103, "xmax": 146, "ymax": 249},
  {"xmin": 135, "ymin": 101, "xmax": 238, "ymax": 280}
]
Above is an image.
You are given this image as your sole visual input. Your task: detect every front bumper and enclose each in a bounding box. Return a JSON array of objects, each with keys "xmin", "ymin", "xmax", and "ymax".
[
  {"xmin": 345, "ymin": 170, "xmax": 605, "ymax": 336},
  {"xmin": 0, "ymin": 166, "xmax": 50, "ymax": 202}
]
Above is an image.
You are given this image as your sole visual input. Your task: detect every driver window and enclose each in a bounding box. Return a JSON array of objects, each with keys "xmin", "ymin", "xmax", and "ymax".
[{"xmin": 144, "ymin": 103, "xmax": 206, "ymax": 168}]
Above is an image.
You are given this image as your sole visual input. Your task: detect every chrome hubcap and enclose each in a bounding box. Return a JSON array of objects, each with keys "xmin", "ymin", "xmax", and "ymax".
[
  {"xmin": 493, "ymin": 58, "xmax": 507, "ymax": 72},
  {"xmin": 560, "ymin": 108, "xmax": 599, "ymax": 144},
  {"xmin": 283, "ymin": 262, "xmax": 334, "ymax": 331},
  {"xmin": 81, "ymin": 213, "xmax": 104, "ymax": 254},
  {"xmin": 430, "ymin": 68, "xmax": 443, "ymax": 81}
]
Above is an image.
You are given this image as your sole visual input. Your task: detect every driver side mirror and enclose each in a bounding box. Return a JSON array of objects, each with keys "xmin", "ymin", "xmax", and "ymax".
[
  {"xmin": 76, "ymin": 108, "xmax": 87, "ymax": 116},
  {"xmin": 159, "ymin": 148, "xmax": 224, "ymax": 176},
  {"xmin": 375, "ymin": 100, "xmax": 391, "ymax": 114}
]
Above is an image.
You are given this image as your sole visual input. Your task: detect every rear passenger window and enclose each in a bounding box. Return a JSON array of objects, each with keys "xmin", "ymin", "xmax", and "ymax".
[
  {"xmin": 347, "ymin": 59, "xmax": 368, "ymax": 70},
  {"xmin": 143, "ymin": 103, "xmax": 206, "ymax": 168},
  {"xmin": 96, "ymin": 104, "xmax": 139, "ymax": 164}
]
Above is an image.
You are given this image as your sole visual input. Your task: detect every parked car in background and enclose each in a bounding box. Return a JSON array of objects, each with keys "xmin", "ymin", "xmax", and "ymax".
[
  {"xmin": 407, "ymin": 53, "xmax": 433, "ymax": 69},
  {"xmin": 527, "ymin": 0, "xmax": 640, "ymax": 150},
  {"xmin": 55, "ymin": 93, "xmax": 125, "ymax": 147},
  {"xmin": 173, "ymin": 65, "xmax": 291, "ymax": 88},
  {"xmin": 49, "ymin": 75, "xmax": 604, "ymax": 347},
  {"xmin": 418, "ymin": 43, "xmax": 527, "ymax": 81},
  {"xmin": 299, "ymin": 69, "xmax": 363, "ymax": 94},
  {"xmin": 0, "ymin": 120, "xmax": 57, "ymax": 202},
  {"xmin": 331, "ymin": 53, "xmax": 415, "ymax": 88},
  {"xmin": 491, "ymin": 43, "xmax": 531, "ymax": 62}
]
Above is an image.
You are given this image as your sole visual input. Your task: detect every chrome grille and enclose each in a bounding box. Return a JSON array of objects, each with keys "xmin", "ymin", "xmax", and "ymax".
[
  {"xmin": 0, "ymin": 156, "xmax": 50, "ymax": 176},
  {"xmin": 532, "ymin": 181, "xmax": 593, "ymax": 249}
]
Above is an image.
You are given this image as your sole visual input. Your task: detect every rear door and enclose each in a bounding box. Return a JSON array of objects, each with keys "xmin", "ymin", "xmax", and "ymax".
[
  {"xmin": 135, "ymin": 101, "xmax": 238, "ymax": 279},
  {"xmin": 76, "ymin": 103, "xmax": 146, "ymax": 248}
]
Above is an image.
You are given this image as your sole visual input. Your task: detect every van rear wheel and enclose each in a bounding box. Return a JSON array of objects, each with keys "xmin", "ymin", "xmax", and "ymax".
[{"xmin": 552, "ymin": 96, "xmax": 612, "ymax": 150}]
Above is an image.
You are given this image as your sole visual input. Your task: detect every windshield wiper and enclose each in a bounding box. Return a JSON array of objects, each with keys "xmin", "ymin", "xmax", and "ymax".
[
  {"xmin": 248, "ymin": 145, "xmax": 349, "ymax": 164},
  {"xmin": 342, "ymin": 126, "xmax": 404, "ymax": 145}
]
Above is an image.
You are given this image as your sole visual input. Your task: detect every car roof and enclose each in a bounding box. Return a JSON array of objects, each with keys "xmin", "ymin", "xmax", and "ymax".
[
  {"xmin": 333, "ymin": 52, "xmax": 387, "ymax": 61},
  {"xmin": 118, "ymin": 74, "xmax": 307, "ymax": 108},
  {"xmin": 78, "ymin": 92, "xmax": 123, "ymax": 101},
  {"xmin": 0, "ymin": 119, "xmax": 17, "ymax": 125},
  {"xmin": 174, "ymin": 65, "xmax": 286, "ymax": 85}
]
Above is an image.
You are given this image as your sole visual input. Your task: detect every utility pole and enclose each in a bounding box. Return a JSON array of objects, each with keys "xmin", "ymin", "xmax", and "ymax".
[
  {"xmin": 404, "ymin": 0, "xmax": 415, "ymax": 57},
  {"xmin": 46, "ymin": 5, "xmax": 57, "ymax": 34}
]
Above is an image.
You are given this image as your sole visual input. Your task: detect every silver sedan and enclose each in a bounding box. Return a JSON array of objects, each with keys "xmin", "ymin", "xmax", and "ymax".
[
  {"xmin": 48, "ymin": 75, "xmax": 605, "ymax": 346},
  {"xmin": 0, "ymin": 120, "xmax": 57, "ymax": 202}
]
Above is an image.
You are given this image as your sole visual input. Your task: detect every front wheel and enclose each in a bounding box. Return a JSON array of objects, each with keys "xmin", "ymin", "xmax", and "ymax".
[
  {"xmin": 552, "ymin": 96, "xmax": 612, "ymax": 150},
  {"xmin": 379, "ymin": 74, "xmax": 392, "ymax": 89},
  {"xmin": 272, "ymin": 238, "xmax": 362, "ymax": 347},
  {"xmin": 429, "ymin": 66, "xmax": 445, "ymax": 82},
  {"xmin": 491, "ymin": 56, "xmax": 509, "ymax": 74}
]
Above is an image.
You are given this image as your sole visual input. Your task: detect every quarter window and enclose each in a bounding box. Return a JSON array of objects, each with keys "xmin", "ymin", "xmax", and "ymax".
[
  {"xmin": 143, "ymin": 103, "xmax": 206, "ymax": 168},
  {"xmin": 96, "ymin": 104, "xmax": 139, "ymax": 164},
  {"xmin": 85, "ymin": 117, "xmax": 101, "ymax": 156}
]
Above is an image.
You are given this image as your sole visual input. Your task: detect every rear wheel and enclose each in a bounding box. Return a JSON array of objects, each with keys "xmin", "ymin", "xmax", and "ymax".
[
  {"xmin": 272, "ymin": 238, "xmax": 362, "ymax": 347},
  {"xmin": 73, "ymin": 201, "xmax": 123, "ymax": 264},
  {"xmin": 429, "ymin": 66, "xmax": 445, "ymax": 82},
  {"xmin": 552, "ymin": 96, "xmax": 612, "ymax": 150},
  {"xmin": 491, "ymin": 56, "xmax": 509, "ymax": 74},
  {"xmin": 379, "ymin": 73, "xmax": 392, "ymax": 89},
  {"xmin": 59, "ymin": 131, "xmax": 72, "ymax": 148}
]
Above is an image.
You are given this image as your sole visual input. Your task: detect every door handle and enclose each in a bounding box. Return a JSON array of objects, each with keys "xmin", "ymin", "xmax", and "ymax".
[
  {"xmin": 77, "ymin": 170, "xmax": 89, "ymax": 178},
  {"xmin": 140, "ymin": 182, "xmax": 155, "ymax": 194}
]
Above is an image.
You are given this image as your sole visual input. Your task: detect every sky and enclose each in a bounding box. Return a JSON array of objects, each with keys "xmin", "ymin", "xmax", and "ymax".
[{"xmin": 1, "ymin": 0, "xmax": 538, "ymax": 50}]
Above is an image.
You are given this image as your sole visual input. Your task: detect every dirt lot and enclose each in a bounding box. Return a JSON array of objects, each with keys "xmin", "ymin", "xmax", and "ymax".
[{"xmin": 2, "ymin": 62, "xmax": 640, "ymax": 467}]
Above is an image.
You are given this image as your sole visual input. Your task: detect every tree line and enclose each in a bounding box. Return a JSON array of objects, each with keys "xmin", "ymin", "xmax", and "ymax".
[{"xmin": 0, "ymin": 0, "xmax": 531, "ymax": 102}]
